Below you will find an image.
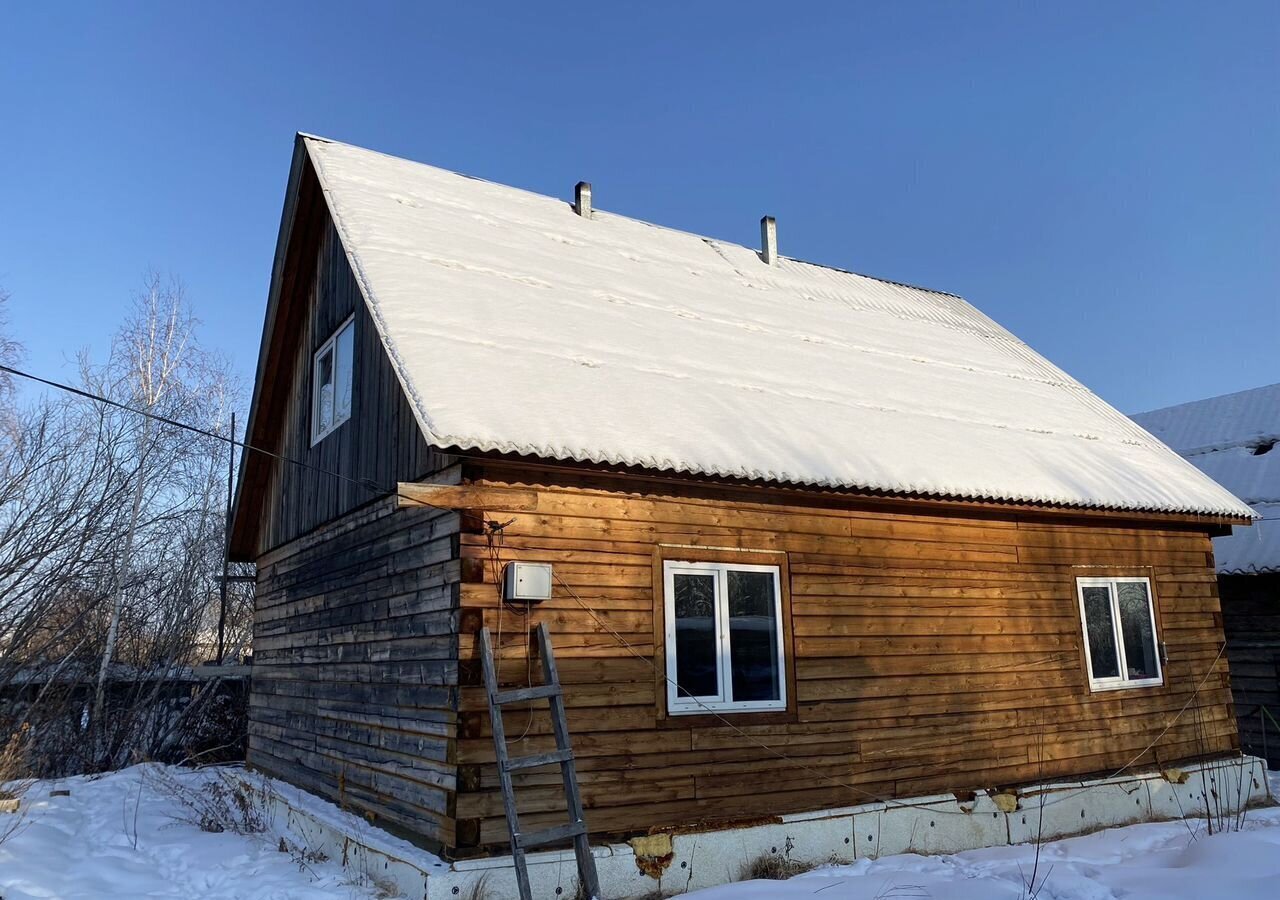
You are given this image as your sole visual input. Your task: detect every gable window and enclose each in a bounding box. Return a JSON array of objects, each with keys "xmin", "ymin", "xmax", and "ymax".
[
  {"xmin": 1076, "ymin": 577, "xmax": 1162, "ymax": 691},
  {"xmin": 663, "ymin": 561, "xmax": 787, "ymax": 714},
  {"xmin": 311, "ymin": 317, "xmax": 354, "ymax": 444}
]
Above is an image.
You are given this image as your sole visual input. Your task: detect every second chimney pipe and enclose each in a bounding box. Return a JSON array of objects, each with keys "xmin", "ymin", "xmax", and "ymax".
[
  {"xmin": 760, "ymin": 216, "xmax": 777, "ymax": 266},
  {"xmin": 575, "ymin": 181, "xmax": 592, "ymax": 218}
]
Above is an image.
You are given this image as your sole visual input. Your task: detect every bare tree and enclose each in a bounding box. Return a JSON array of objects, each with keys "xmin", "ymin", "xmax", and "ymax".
[
  {"xmin": 91, "ymin": 276, "xmax": 202, "ymax": 725},
  {"xmin": 0, "ymin": 288, "xmax": 23, "ymax": 433},
  {"xmin": 0, "ymin": 275, "xmax": 250, "ymax": 777}
]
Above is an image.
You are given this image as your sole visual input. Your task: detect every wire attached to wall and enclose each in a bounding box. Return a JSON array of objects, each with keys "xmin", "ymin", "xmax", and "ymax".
[
  {"xmin": 484, "ymin": 517, "xmax": 536, "ymax": 743},
  {"xmin": 2, "ymin": 362, "xmax": 1255, "ymax": 817},
  {"xmin": 552, "ymin": 570, "xmax": 1238, "ymax": 818}
]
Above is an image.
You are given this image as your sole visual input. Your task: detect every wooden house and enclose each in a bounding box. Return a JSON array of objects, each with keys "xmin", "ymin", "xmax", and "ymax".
[
  {"xmin": 229, "ymin": 134, "xmax": 1257, "ymax": 862},
  {"xmin": 1134, "ymin": 384, "xmax": 1280, "ymax": 767}
]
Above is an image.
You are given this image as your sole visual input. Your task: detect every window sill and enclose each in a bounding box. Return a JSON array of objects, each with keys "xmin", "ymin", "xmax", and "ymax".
[
  {"xmin": 1087, "ymin": 678, "xmax": 1164, "ymax": 693},
  {"xmin": 309, "ymin": 417, "xmax": 349, "ymax": 447},
  {"xmin": 657, "ymin": 707, "xmax": 796, "ymax": 728},
  {"xmin": 667, "ymin": 703, "xmax": 787, "ymax": 717}
]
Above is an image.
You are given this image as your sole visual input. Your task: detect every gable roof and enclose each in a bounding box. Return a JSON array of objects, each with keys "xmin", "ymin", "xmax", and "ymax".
[
  {"xmin": 241, "ymin": 133, "xmax": 1254, "ymax": 527},
  {"xmin": 1133, "ymin": 384, "xmax": 1280, "ymax": 573}
]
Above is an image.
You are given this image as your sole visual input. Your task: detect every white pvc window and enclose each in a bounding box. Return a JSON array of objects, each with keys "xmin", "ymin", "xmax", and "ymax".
[
  {"xmin": 1076, "ymin": 577, "xmax": 1163, "ymax": 691},
  {"xmin": 663, "ymin": 561, "xmax": 786, "ymax": 714},
  {"xmin": 311, "ymin": 317, "xmax": 354, "ymax": 444}
]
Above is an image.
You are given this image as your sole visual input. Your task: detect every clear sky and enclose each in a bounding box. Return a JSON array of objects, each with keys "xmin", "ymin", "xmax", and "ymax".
[{"xmin": 1, "ymin": 1, "xmax": 1276, "ymax": 414}]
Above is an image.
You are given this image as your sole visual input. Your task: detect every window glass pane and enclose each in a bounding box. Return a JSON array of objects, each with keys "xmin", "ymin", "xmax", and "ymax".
[
  {"xmin": 727, "ymin": 570, "xmax": 781, "ymax": 702},
  {"xmin": 1117, "ymin": 581, "xmax": 1159, "ymax": 680},
  {"xmin": 673, "ymin": 573, "xmax": 718, "ymax": 699},
  {"xmin": 1082, "ymin": 586, "xmax": 1120, "ymax": 680},
  {"xmin": 316, "ymin": 348, "xmax": 334, "ymax": 433},
  {"xmin": 335, "ymin": 322, "xmax": 354, "ymax": 421}
]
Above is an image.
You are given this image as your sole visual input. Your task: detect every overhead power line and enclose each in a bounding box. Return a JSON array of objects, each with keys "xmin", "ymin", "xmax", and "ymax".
[
  {"xmin": 4, "ymin": 362, "xmax": 1274, "ymax": 519},
  {"xmin": 4, "ymin": 362, "xmax": 1257, "ymax": 819},
  {"xmin": 0, "ymin": 363, "xmax": 394, "ymax": 501}
]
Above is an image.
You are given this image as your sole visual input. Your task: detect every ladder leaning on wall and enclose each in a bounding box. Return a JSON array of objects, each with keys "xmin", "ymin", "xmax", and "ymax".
[{"xmin": 478, "ymin": 623, "xmax": 601, "ymax": 900}]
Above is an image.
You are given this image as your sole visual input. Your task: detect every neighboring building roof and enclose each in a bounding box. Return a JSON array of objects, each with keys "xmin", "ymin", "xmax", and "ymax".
[
  {"xmin": 1133, "ymin": 384, "xmax": 1280, "ymax": 574},
  {"xmin": 295, "ymin": 134, "xmax": 1251, "ymax": 518}
]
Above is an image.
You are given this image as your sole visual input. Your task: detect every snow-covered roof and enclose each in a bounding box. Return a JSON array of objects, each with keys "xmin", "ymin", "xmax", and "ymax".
[
  {"xmin": 1133, "ymin": 384, "xmax": 1280, "ymax": 573},
  {"xmin": 303, "ymin": 135, "xmax": 1253, "ymax": 519}
]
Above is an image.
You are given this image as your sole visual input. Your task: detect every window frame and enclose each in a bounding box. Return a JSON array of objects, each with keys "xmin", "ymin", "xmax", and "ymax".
[
  {"xmin": 1075, "ymin": 575, "xmax": 1163, "ymax": 692},
  {"xmin": 662, "ymin": 560, "xmax": 788, "ymax": 715},
  {"xmin": 310, "ymin": 316, "xmax": 355, "ymax": 445}
]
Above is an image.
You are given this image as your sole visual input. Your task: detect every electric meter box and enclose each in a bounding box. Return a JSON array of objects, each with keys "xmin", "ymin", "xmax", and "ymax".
[{"xmin": 502, "ymin": 562, "xmax": 553, "ymax": 602}]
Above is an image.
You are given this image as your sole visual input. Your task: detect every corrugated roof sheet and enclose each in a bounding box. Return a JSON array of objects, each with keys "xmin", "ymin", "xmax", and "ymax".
[
  {"xmin": 304, "ymin": 135, "xmax": 1253, "ymax": 519},
  {"xmin": 1133, "ymin": 384, "xmax": 1280, "ymax": 574}
]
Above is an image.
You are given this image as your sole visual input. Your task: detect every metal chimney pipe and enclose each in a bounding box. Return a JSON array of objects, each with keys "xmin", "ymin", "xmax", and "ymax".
[
  {"xmin": 575, "ymin": 181, "xmax": 593, "ymax": 218},
  {"xmin": 760, "ymin": 216, "xmax": 777, "ymax": 266}
]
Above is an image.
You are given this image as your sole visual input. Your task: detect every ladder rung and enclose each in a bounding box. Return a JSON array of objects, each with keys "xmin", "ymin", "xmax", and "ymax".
[
  {"xmin": 516, "ymin": 820, "xmax": 586, "ymax": 849},
  {"xmin": 504, "ymin": 749, "xmax": 573, "ymax": 772},
  {"xmin": 494, "ymin": 683, "xmax": 560, "ymax": 705}
]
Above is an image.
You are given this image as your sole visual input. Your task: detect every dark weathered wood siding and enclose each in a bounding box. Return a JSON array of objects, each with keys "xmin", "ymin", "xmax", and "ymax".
[
  {"xmin": 249, "ymin": 495, "xmax": 461, "ymax": 849},
  {"xmin": 252, "ymin": 215, "xmax": 444, "ymax": 556},
  {"xmin": 450, "ymin": 461, "xmax": 1239, "ymax": 850},
  {"xmin": 243, "ymin": 205, "xmax": 461, "ymax": 850},
  {"xmin": 1221, "ymin": 572, "xmax": 1280, "ymax": 767}
]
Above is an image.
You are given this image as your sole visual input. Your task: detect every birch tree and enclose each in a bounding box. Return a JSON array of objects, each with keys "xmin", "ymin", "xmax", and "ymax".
[
  {"xmin": 0, "ymin": 289, "xmax": 22, "ymax": 432},
  {"xmin": 0, "ymin": 276, "xmax": 249, "ymax": 775}
]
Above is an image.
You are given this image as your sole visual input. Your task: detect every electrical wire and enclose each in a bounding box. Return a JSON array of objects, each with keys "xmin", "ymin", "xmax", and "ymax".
[
  {"xmin": 485, "ymin": 518, "xmax": 535, "ymax": 743},
  {"xmin": 1, "ymin": 362, "xmax": 398, "ymax": 502},
  {"xmin": 7, "ymin": 362, "xmax": 1273, "ymax": 521},
  {"xmin": 4, "ymin": 362, "xmax": 1254, "ymax": 817},
  {"xmin": 551, "ymin": 570, "xmax": 1239, "ymax": 818}
]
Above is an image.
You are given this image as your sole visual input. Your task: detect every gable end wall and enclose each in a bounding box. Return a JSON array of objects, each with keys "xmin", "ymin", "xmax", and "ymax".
[{"xmin": 245, "ymin": 205, "xmax": 461, "ymax": 851}]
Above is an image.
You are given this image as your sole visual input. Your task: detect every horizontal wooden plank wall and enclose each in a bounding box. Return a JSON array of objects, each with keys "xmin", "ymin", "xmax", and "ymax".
[
  {"xmin": 248, "ymin": 495, "xmax": 462, "ymax": 851},
  {"xmin": 451, "ymin": 462, "xmax": 1238, "ymax": 851},
  {"xmin": 1219, "ymin": 572, "xmax": 1280, "ymax": 768}
]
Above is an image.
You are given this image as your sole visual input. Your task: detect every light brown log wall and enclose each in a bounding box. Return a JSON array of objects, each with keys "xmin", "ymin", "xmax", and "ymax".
[
  {"xmin": 451, "ymin": 464, "xmax": 1238, "ymax": 850},
  {"xmin": 248, "ymin": 495, "xmax": 461, "ymax": 851}
]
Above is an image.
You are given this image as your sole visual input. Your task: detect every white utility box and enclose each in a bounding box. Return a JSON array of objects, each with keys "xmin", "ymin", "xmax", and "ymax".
[{"xmin": 502, "ymin": 562, "xmax": 553, "ymax": 602}]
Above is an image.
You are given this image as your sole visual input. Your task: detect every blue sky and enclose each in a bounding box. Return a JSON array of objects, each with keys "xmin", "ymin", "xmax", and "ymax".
[{"xmin": 1, "ymin": 1, "xmax": 1276, "ymax": 414}]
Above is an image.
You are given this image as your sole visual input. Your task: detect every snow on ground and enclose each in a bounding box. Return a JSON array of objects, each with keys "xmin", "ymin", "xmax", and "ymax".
[
  {"xmin": 2, "ymin": 766, "xmax": 1278, "ymax": 899},
  {"xmin": 690, "ymin": 772, "xmax": 1280, "ymax": 900},
  {"xmin": 0, "ymin": 764, "xmax": 383, "ymax": 900}
]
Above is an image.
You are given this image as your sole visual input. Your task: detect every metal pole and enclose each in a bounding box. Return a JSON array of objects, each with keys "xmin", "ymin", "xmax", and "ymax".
[
  {"xmin": 217, "ymin": 411, "xmax": 234, "ymax": 664},
  {"xmin": 1263, "ymin": 705, "xmax": 1269, "ymax": 769}
]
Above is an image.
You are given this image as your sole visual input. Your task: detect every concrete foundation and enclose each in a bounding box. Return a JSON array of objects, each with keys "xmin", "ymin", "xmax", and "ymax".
[{"xmin": 268, "ymin": 755, "xmax": 1272, "ymax": 899}]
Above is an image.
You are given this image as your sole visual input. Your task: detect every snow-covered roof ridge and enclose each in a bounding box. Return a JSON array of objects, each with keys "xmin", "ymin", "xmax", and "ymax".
[
  {"xmin": 1133, "ymin": 384, "xmax": 1280, "ymax": 573},
  {"xmin": 302, "ymin": 133, "xmax": 1254, "ymax": 519}
]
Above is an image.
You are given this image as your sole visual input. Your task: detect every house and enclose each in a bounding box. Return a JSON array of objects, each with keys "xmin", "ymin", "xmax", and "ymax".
[
  {"xmin": 1133, "ymin": 384, "xmax": 1280, "ymax": 767},
  {"xmin": 229, "ymin": 134, "xmax": 1263, "ymax": 893}
]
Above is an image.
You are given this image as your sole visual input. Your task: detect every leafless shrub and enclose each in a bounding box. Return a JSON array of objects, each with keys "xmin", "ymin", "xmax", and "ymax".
[
  {"xmin": 1187, "ymin": 707, "xmax": 1253, "ymax": 837},
  {"xmin": 1017, "ymin": 724, "xmax": 1053, "ymax": 900},
  {"xmin": 277, "ymin": 833, "xmax": 330, "ymax": 873},
  {"xmin": 150, "ymin": 766, "xmax": 274, "ymax": 835}
]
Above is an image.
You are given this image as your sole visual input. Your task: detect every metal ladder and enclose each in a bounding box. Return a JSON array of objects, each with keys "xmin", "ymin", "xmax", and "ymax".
[{"xmin": 478, "ymin": 622, "xmax": 601, "ymax": 900}]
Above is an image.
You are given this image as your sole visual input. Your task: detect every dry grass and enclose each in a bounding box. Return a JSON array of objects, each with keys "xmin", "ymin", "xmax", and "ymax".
[
  {"xmin": 461, "ymin": 873, "xmax": 492, "ymax": 900},
  {"xmin": 740, "ymin": 850, "xmax": 817, "ymax": 881},
  {"xmin": 0, "ymin": 724, "xmax": 34, "ymax": 847}
]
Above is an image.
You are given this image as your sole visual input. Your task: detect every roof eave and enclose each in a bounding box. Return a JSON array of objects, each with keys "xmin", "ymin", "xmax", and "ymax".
[{"xmin": 227, "ymin": 133, "xmax": 313, "ymax": 562}]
